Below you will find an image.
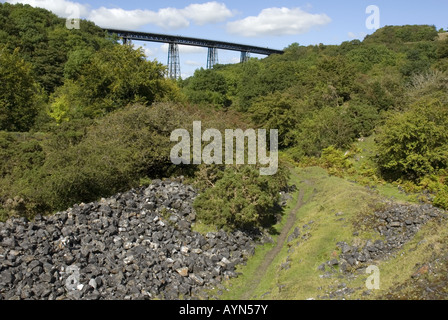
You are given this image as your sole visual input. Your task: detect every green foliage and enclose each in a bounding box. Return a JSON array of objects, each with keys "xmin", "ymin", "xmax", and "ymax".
[
  {"xmin": 39, "ymin": 103, "xmax": 190, "ymax": 211},
  {"xmin": 433, "ymin": 187, "xmax": 448, "ymax": 210},
  {"xmin": 400, "ymin": 42, "xmax": 438, "ymax": 77},
  {"xmin": 193, "ymin": 164, "xmax": 288, "ymax": 230},
  {"xmin": 308, "ymin": 146, "xmax": 354, "ymax": 178},
  {"xmin": 346, "ymin": 44, "xmax": 400, "ymax": 73},
  {"xmin": 364, "ymin": 25, "xmax": 439, "ymax": 46},
  {"xmin": 248, "ymin": 89, "xmax": 308, "ymax": 148},
  {"xmin": 0, "ymin": 131, "xmax": 48, "ymax": 219},
  {"xmin": 181, "ymin": 68, "xmax": 230, "ymax": 107},
  {"xmin": 437, "ymin": 38, "xmax": 448, "ymax": 59},
  {"xmin": 289, "ymin": 106, "xmax": 357, "ymax": 159},
  {"xmin": 312, "ymin": 55, "xmax": 358, "ymax": 104},
  {"xmin": 0, "ymin": 2, "xmax": 111, "ymax": 94},
  {"xmin": 0, "ymin": 104, "xmax": 190, "ymax": 219},
  {"xmin": 235, "ymin": 60, "xmax": 266, "ymax": 111},
  {"xmin": 0, "ymin": 103, "xmax": 256, "ymax": 221},
  {"xmin": 63, "ymin": 48, "xmax": 95, "ymax": 80},
  {"xmin": 0, "ymin": 46, "xmax": 43, "ymax": 131},
  {"xmin": 345, "ymin": 102, "xmax": 380, "ymax": 137},
  {"xmin": 354, "ymin": 68, "xmax": 405, "ymax": 111},
  {"xmin": 48, "ymin": 45, "xmax": 175, "ymax": 120},
  {"xmin": 375, "ymin": 98, "xmax": 448, "ymax": 181},
  {"xmin": 419, "ymin": 174, "xmax": 448, "ymax": 209}
]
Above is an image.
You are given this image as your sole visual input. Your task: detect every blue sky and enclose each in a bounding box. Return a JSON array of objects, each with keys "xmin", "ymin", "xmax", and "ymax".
[{"xmin": 4, "ymin": 0, "xmax": 448, "ymax": 77}]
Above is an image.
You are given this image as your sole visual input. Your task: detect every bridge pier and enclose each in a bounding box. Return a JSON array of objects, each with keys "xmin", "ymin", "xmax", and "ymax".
[
  {"xmin": 167, "ymin": 43, "xmax": 181, "ymax": 79},
  {"xmin": 240, "ymin": 51, "xmax": 250, "ymax": 63},
  {"xmin": 207, "ymin": 47, "xmax": 218, "ymax": 69}
]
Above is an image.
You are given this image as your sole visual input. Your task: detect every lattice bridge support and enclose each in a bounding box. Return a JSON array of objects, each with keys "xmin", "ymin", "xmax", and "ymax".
[
  {"xmin": 168, "ymin": 42, "xmax": 181, "ymax": 79},
  {"xmin": 207, "ymin": 47, "xmax": 218, "ymax": 69}
]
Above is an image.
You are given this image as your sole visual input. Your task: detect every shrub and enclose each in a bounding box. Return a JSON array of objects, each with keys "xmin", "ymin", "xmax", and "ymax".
[
  {"xmin": 433, "ymin": 187, "xmax": 448, "ymax": 210},
  {"xmin": 193, "ymin": 164, "xmax": 288, "ymax": 230},
  {"xmin": 319, "ymin": 146, "xmax": 353, "ymax": 177},
  {"xmin": 375, "ymin": 98, "xmax": 448, "ymax": 181},
  {"xmin": 0, "ymin": 103, "xmax": 195, "ymax": 220},
  {"xmin": 290, "ymin": 106, "xmax": 357, "ymax": 159}
]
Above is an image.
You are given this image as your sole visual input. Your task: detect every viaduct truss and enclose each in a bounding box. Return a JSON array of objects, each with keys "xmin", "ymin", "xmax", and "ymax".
[{"xmin": 105, "ymin": 29, "xmax": 284, "ymax": 79}]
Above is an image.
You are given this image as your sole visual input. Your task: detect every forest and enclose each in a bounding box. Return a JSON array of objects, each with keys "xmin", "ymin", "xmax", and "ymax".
[{"xmin": 1, "ymin": 2, "xmax": 447, "ymax": 232}]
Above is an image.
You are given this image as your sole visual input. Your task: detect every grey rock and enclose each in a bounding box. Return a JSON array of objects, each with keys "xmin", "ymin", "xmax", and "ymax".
[
  {"xmin": 0, "ymin": 178, "xmax": 258, "ymax": 300},
  {"xmin": 328, "ymin": 259, "xmax": 339, "ymax": 266}
]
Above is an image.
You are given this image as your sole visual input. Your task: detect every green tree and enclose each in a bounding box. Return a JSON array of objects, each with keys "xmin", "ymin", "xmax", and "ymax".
[
  {"xmin": 182, "ymin": 68, "xmax": 230, "ymax": 107},
  {"xmin": 291, "ymin": 106, "xmax": 357, "ymax": 159},
  {"xmin": 364, "ymin": 25, "xmax": 438, "ymax": 46},
  {"xmin": 249, "ymin": 89, "xmax": 308, "ymax": 148},
  {"xmin": 0, "ymin": 3, "xmax": 111, "ymax": 94},
  {"xmin": 48, "ymin": 44, "xmax": 175, "ymax": 120},
  {"xmin": 375, "ymin": 98, "xmax": 448, "ymax": 181},
  {"xmin": 0, "ymin": 46, "xmax": 43, "ymax": 131}
]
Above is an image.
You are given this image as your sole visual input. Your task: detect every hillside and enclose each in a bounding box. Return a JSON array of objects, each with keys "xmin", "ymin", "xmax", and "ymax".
[
  {"xmin": 1, "ymin": 3, "xmax": 448, "ymax": 301},
  {"xmin": 216, "ymin": 166, "xmax": 448, "ymax": 300}
]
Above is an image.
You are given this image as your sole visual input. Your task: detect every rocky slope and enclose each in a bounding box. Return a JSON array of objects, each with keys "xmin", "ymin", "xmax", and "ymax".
[
  {"xmin": 316, "ymin": 202, "xmax": 447, "ymax": 299},
  {"xmin": 0, "ymin": 178, "xmax": 257, "ymax": 300},
  {"xmin": 319, "ymin": 202, "xmax": 447, "ymax": 274}
]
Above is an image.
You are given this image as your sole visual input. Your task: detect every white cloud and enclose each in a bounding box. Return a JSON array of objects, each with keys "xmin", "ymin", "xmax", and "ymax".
[
  {"xmin": 87, "ymin": 1, "xmax": 234, "ymax": 30},
  {"xmin": 226, "ymin": 7, "xmax": 331, "ymax": 37},
  {"xmin": 88, "ymin": 7, "xmax": 189, "ymax": 30},
  {"xmin": 182, "ymin": 1, "xmax": 235, "ymax": 25},
  {"xmin": 88, "ymin": 2, "xmax": 235, "ymax": 30},
  {"xmin": 7, "ymin": 1, "xmax": 235, "ymax": 30},
  {"xmin": 7, "ymin": 0, "xmax": 89, "ymax": 17},
  {"xmin": 139, "ymin": 46, "xmax": 157, "ymax": 58}
]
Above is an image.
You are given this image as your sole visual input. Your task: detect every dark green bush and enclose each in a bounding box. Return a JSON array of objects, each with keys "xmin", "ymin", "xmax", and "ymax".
[
  {"xmin": 375, "ymin": 98, "xmax": 448, "ymax": 181},
  {"xmin": 193, "ymin": 164, "xmax": 288, "ymax": 230}
]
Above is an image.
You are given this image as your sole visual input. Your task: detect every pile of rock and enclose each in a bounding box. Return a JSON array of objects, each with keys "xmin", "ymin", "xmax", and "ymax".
[
  {"xmin": 320, "ymin": 203, "xmax": 447, "ymax": 273},
  {"xmin": 0, "ymin": 178, "xmax": 256, "ymax": 300}
]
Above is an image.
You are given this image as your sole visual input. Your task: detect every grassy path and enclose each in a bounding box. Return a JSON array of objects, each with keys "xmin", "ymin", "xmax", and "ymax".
[{"xmin": 240, "ymin": 187, "xmax": 305, "ymax": 299}]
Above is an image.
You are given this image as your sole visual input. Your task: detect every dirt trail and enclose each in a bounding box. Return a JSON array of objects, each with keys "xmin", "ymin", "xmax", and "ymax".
[{"xmin": 240, "ymin": 187, "xmax": 305, "ymax": 299}]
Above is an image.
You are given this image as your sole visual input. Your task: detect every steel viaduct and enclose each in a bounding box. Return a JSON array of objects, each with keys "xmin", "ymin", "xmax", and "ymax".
[{"xmin": 105, "ymin": 29, "xmax": 284, "ymax": 79}]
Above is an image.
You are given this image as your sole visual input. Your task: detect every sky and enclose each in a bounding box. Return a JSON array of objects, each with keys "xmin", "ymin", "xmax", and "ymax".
[{"xmin": 3, "ymin": 0, "xmax": 448, "ymax": 78}]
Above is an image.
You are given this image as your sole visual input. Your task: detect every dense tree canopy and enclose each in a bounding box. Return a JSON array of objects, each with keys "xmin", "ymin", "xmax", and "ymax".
[
  {"xmin": 48, "ymin": 44, "xmax": 177, "ymax": 120},
  {"xmin": 1, "ymin": 2, "xmax": 447, "ymax": 223},
  {"xmin": 0, "ymin": 46, "xmax": 43, "ymax": 131}
]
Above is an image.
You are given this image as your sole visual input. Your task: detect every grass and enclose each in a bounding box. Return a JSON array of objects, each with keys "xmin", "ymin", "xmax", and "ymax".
[
  {"xmin": 214, "ymin": 164, "xmax": 448, "ymax": 300},
  {"xmin": 215, "ymin": 166, "xmax": 384, "ymax": 299},
  {"xmin": 257, "ymin": 167, "xmax": 381, "ymax": 300},
  {"xmin": 215, "ymin": 166, "xmax": 304, "ymax": 299},
  {"xmin": 191, "ymin": 220, "xmax": 219, "ymax": 235},
  {"xmin": 208, "ymin": 138, "xmax": 448, "ymax": 300},
  {"xmin": 354, "ymin": 217, "xmax": 448, "ymax": 299}
]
